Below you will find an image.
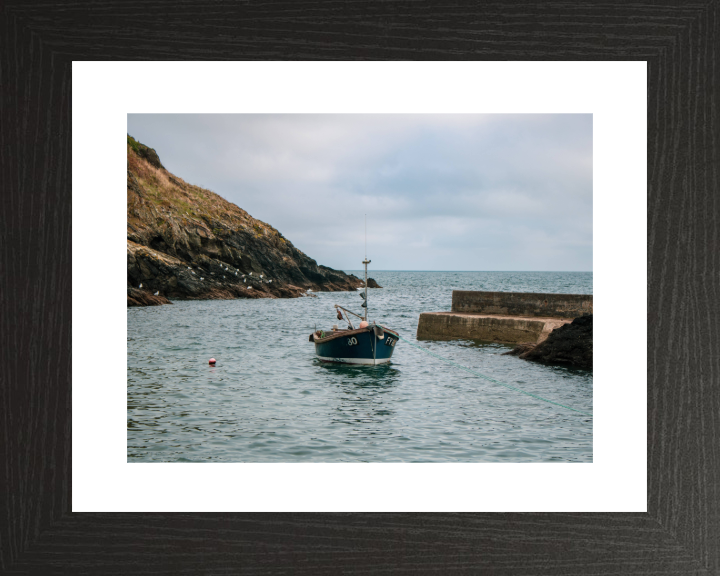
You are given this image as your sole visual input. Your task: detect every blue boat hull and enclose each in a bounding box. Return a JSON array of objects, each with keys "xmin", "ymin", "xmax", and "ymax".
[{"xmin": 313, "ymin": 327, "xmax": 398, "ymax": 365}]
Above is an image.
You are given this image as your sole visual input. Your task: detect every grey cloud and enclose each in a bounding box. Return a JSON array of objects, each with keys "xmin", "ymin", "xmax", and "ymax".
[{"xmin": 127, "ymin": 114, "xmax": 592, "ymax": 271}]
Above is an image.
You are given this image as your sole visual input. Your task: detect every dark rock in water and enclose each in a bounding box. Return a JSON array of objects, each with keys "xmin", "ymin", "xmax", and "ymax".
[
  {"xmin": 513, "ymin": 314, "xmax": 592, "ymax": 370},
  {"xmin": 367, "ymin": 277, "xmax": 382, "ymax": 288},
  {"xmin": 127, "ymin": 135, "xmax": 363, "ymax": 306}
]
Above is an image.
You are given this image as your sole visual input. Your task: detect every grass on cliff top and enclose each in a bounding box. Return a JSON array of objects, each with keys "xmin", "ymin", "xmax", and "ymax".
[
  {"xmin": 127, "ymin": 134, "xmax": 141, "ymax": 154},
  {"xmin": 127, "ymin": 138, "xmax": 282, "ymax": 241}
]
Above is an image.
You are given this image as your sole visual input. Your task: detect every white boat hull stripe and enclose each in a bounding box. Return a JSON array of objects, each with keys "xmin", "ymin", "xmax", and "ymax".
[{"xmin": 316, "ymin": 356, "xmax": 391, "ymax": 366}]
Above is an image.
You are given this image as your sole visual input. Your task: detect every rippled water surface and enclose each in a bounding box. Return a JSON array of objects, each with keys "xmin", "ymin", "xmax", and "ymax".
[{"xmin": 128, "ymin": 271, "xmax": 593, "ymax": 462}]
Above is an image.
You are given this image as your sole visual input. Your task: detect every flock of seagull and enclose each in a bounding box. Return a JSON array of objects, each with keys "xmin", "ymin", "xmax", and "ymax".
[{"xmin": 138, "ymin": 263, "xmax": 273, "ymax": 297}]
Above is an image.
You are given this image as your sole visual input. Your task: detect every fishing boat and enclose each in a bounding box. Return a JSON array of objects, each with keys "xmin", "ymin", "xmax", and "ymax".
[{"xmin": 309, "ymin": 257, "xmax": 399, "ymax": 365}]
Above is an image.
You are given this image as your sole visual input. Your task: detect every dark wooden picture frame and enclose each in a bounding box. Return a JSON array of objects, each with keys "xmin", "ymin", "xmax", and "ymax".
[{"xmin": 2, "ymin": 2, "xmax": 717, "ymax": 574}]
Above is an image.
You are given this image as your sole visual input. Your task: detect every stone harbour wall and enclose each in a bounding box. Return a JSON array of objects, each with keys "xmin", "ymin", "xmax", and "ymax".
[
  {"xmin": 416, "ymin": 312, "xmax": 571, "ymax": 344},
  {"xmin": 451, "ymin": 290, "xmax": 592, "ymax": 319},
  {"xmin": 416, "ymin": 290, "xmax": 592, "ymax": 344}
]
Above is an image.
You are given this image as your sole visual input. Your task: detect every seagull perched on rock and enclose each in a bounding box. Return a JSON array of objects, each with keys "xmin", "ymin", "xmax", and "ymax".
[
  {"xmin": 200, "ymin": 277, "xmax": 204, "ymax": 280},
  {"xmin": 154, "ymin": 291, "xmax": 159, "ymax": 296},
  {"xmin": 244, "ymin": 279, "xmax": 246, "ymax": 283}
]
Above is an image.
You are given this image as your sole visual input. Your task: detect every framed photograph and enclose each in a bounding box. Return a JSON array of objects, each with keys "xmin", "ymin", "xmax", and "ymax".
[
  {"xmin": 124, "ymin": 112, "xmax": 596, "ymax": 468},
  {"xmin": 3, "ymin": 3, "xmax": 717, "ymax": 574}
]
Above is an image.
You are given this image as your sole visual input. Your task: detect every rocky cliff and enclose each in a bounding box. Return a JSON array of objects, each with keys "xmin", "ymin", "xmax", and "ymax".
[{"xmin": 127, "ymin": 135, "xmax": 363, "ymax": 305}]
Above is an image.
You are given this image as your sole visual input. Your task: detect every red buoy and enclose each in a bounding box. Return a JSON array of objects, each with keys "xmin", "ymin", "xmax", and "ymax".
[{"xmin": 209, "ymin": 358, "xmax": 216, "ymax": 365}]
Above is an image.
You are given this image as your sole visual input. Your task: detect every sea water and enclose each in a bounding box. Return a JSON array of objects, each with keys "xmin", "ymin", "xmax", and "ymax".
[{"xmin": 127, "ymin": 271, "xmax": 593, "ymax": 462}]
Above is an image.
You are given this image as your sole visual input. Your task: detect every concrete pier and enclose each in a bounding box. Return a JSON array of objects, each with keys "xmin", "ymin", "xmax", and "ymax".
[
  {"xmin": 416, "ymin": 291, "xmax": 592, "ymax": 344},
  {"xmin": 452, "ymin": 290, "xmax": 592, "ymax": 318}
]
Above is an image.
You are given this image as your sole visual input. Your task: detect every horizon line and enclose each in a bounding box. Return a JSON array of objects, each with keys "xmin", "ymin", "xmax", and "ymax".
[{"xmin": 340, "ymin": 269, "xmax": 594, "ymax": 273}]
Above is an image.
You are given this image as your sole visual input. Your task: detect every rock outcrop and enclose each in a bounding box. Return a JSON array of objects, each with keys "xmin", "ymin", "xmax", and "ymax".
[
  {"xmin": 127, "ymin": 135, "xmax": 363, "ymax": 305},
  {"xmin": 367, "ymin": 277, "xmax": 382, "ymax": 288},
  {"xmin": 127, "ymin": 287, "xmax": 172, "ymax": 307},
  {"xmin": 503, "ymin": 314, "xmax": 593, "ymax": 370}
]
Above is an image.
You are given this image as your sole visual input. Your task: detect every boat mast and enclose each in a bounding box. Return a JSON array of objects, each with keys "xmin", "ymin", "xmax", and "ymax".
[
  {"xmin": 362, "ymin": 257, "xmax": 370, "ymax": 321},
  {"xmin": 363, "ymin": 214, "xmax": 369, "ymax": 322}
]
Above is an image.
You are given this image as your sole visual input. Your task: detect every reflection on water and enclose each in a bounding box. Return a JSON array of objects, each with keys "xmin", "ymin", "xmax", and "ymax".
[
  {"xmin": 318, "ymin": 361, "xmax": 401, "ymax": 385},
  {"xmin": 128, "ymin": 271, "xmax": 593, "ymax": 462},
  {"xmin": 319, "ymin": 363, "xmax": 402, "ymax": 434}
]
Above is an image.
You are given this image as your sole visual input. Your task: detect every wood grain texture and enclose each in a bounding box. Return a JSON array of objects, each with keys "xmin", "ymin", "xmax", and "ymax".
[{"xmin": 1, "ymin": 1, "xmax": 718, "ymax": 574}]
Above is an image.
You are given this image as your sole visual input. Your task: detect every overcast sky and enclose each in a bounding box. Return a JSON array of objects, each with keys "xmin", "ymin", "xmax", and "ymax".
[{"xmin": 127, "ymin": 114, "xmax": 592, "ymax": 271}]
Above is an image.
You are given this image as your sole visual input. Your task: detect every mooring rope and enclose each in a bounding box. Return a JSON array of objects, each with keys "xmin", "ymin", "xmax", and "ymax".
[{"xmin": 382, "ymin": 327, "xmax": 592, "ymax": 417}]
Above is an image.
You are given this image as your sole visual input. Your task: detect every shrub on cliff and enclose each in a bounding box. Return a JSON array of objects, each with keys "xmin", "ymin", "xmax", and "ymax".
[{"xmin": 127, "ymin": 134, "xmax": 164, "ymax": 169}]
